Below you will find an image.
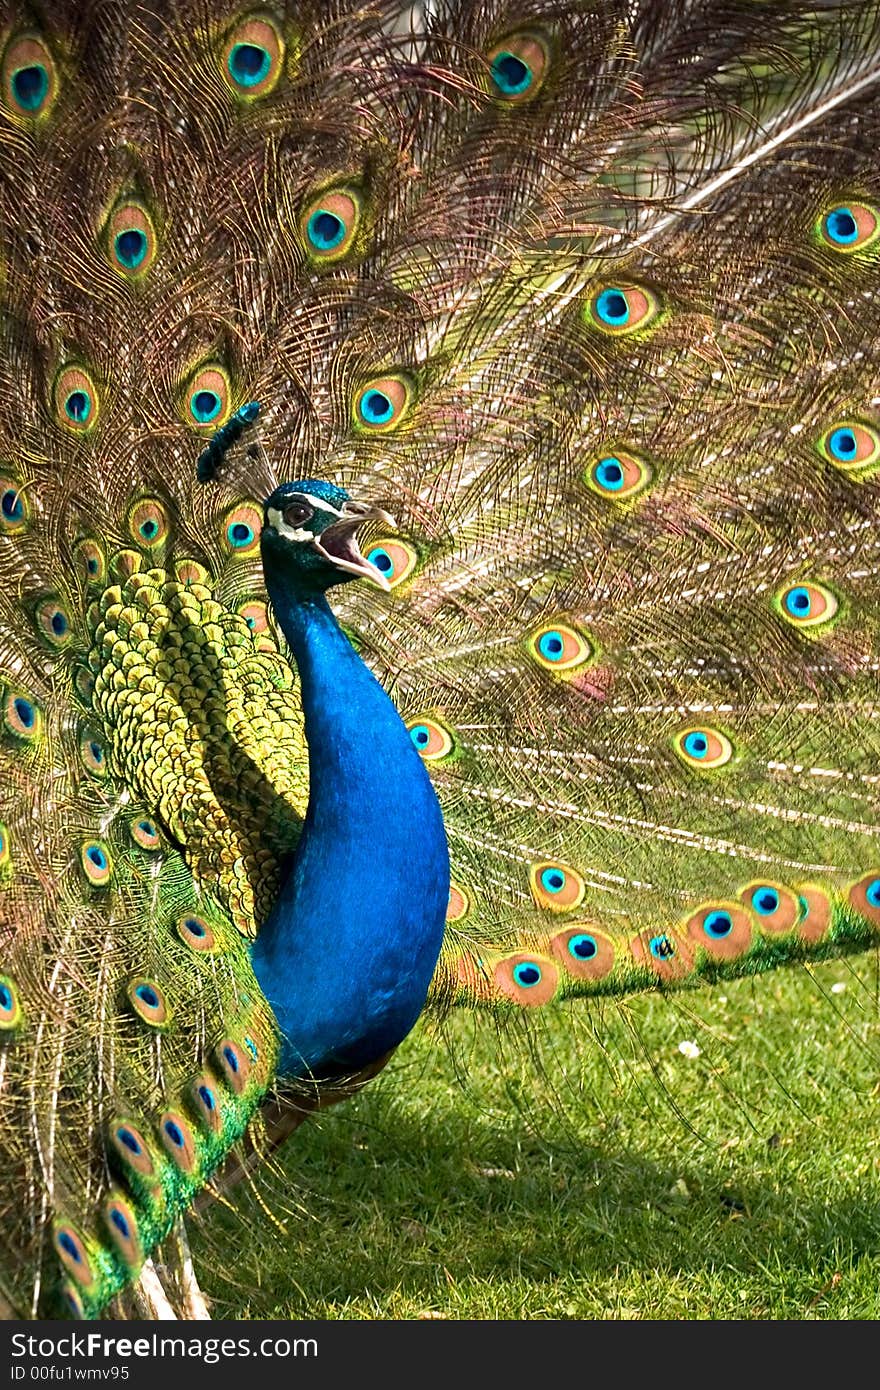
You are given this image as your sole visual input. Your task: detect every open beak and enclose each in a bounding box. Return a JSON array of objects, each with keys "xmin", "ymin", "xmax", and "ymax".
[{"xmin": 311, "ymin": 500, "xmax": 397, "ymax": 591}]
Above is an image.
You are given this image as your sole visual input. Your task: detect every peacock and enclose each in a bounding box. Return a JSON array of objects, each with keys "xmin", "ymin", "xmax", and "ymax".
[{"xmin": 1, "ymin": 0, "xmax": 880, "ymax": 1321}]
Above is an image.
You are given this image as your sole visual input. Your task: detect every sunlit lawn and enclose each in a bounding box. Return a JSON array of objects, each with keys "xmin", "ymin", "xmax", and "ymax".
[{"xmin": 194, "ymin": 956, "xmax": 880, "ymax": 1320}]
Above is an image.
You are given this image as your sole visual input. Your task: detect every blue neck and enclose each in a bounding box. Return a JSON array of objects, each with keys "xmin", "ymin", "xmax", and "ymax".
[{"xmin": 250, "ymin": 576, "xmax": 449, "ymax": 1080}]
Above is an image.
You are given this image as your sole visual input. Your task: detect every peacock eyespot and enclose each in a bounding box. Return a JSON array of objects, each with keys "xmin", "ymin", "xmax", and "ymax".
[
  {"xmin": 237, "ymin": 599, "xmax": 270, "ymax": 633},
  {"xmin": 79, "ymin": 731, "xmax": 108, "ymax": 777},
  {"xmin": 106, "ymin": 200, "xmax": 157, "ymax": 278},
  {"xmin": 110, "ymin": 1121, "xmax": 155, "ymax": 1177},
  {"xmin": 216, "ymin": 1039, "xmax": 250, "ymax": 1093},
  {"xmin": 848, "ymin": 872, "xmax": 880, "ymax": 926},
  {"xmin": 407, "ymin": 716, "xmax": 455, "ymax": 760},
  {"xmin": 494, "ymin": 953, "xmax": 558, "ymax": 1006},
  {"xmin": 35, "ymin": 597, "xmax": 72, "ymax": 649},
  {"xmin": 191, "ymin": 1075, "xmax": 223, "ymax": 1132},
  {"xmin": 0, "ymin": 480, "xmax": 28, "ymax": 534},
  {"xmin": 53, "ymin": 368, "xmax": 99, "ymax": 434},
  {"xmin": 4, "ymin": 691, "xmax": 42, "ymax": 741},
  {"xmin": 126, "ymin": 977, "xmax": 170, "ymax": 1027},
  {"xmin": 0, "ymin": 974, "xmax": 22, "ymax": 1029},
  {"xmin": 739, "ymin": 881, "xmax": 800, "ymax": 934},
  {"xmin": 487, "ymin": 31, "xmax": 548, "ymax": 102},
  {"xmin": 73, "ymin": 539, "xmax": 106, "ymax": 585},
  {"xmin": 446, "ymin": 882, "xmax": 471, "ymax": 921},
  {"xmin": 817, "ymin": 202, "xmax": 880, "ymax": 253},
  {"xmin": 365, "ymin": 539, "xmax": 417, "ymax": 588},
  {"xmin": 222, "ymin": 15, "xmax": 285, "ymax": 99},
  {"xmin": 585, "ymin": 450, "xmax": 652, "ymax": 501},
  {"xmin": 526, "ymin": 621, "xmax": 594, "ymax": 675},
  {"xmin": 672, "ymin": 725, "xmax": 733, "ymax": 770},
  {"xmin": 222, "ymin": 503, "xmax": 262, "ymax": 557},
  {"xmin": 128, "ymin": 498, "xmax": 171, "ymax": 550},
  {"xmin": 816, "ymin": 420, "xmax": 880, "ymax": 473},
  {"xmin": 176, "ymin": 913, "xmax": 216, "ymax": 952},
  {"xmin": 183, "ymin": 365, "xmax": 231, "ymax": 431},
  {"xmin": 2, "ymin": 34, "xmax": 57, "ymax": 119},
  {"xmin": 53, "ymin": 1226, "xmax": 94, "ymax": 1289},
  {"xmin": 685, "ymin": 902, "xmax": 752, "ymax": 958},
  {"xmin": 63, "ymin": 1286, "xmax": 85, "ymax": 1319},
  {"xmin": 585, "ymin": 284, "xmax": 660, "ymax": 336},
  {"xmin": 81, "ymin": 840, "xmax": 112, "ymax": 887},
  {"xmin": 354, "ymin": 376, "xmax": 412, "ymax": 433},
  {"xmin": 301, "ymin": 188, "xmax": 362, "ymax": 264},
  {"xmin": 550, "ymin": 925, "xmax": 616, "ymax": 981},
  {"xmin": 103, "ymin": 1195, "xmax": 140, "ymax": 1265},
  {"xmin": 131, "ymin": 817, "xmax": 161, "ymax": 851},
  {"xmin": 529, "ymin": 860, "xmax": 586, "ymax": 912},
  {"xmin": 160, "ymin": 1112, "xmax": 197, "ymax": 1171},
  {"xmin": 775, "ymin": 580, "xmax": 839, "ymax": 630}
]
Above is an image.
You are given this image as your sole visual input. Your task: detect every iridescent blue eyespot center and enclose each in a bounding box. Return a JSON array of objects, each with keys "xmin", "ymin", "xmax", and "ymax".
[
  {"xmin": 825, "ymin": 207, "xmax": 858, "ymax": 245},
  {"xmin": 223, "ymin": 1045, "xmax": 239, "ymax": 1072},
  {"xmin": 595, "ymin": 457, "xmax": 624, "ymax": 491},
  {"xmin": 115, "ymin": 228, "xmax": 147, "ymax": 269},
  {"xmin": 595, "ymin": 288, "xmax": 629, "ymax": 326},
  {"xmin": 198, "ymin": 1085, "xmax": 216, "ymax": 1110},
  {"xmin": 410, "ymin": 725, "xmax": 430, "ymax": 749},
  {"xmin": 163, "ymin": 1120, "xmax": 184, "ymax": 1148},
  {"xmin": 307, "ymin": 210, "xmax": 345, "ymax": 251},
  {"xmin": 537, "ymin": 630, "xmax": 564, "ymax": 662},
  {"xmin": 50, "ymin": 610, "xmax": 67, "ymax": 636},
  {"xmin": 649, "ymin": 933, "xmax": 675, "ymax": 960},
  {"xmin": 14, "ymin": 698, "xmax": 34, "ymax": 728},
  {"xmin": 704, "ymin": 911, "xmax": 733, "ymax": 938},
  {"xmin": 227, "ymin": 521, "xmax": 254, "ymax": 548},
  {"xmin": 568, "ymin": 933, "xmax": 597, "ymax": 961},
  {"xmin": 751, "ymin": 888, "xmax": 779, "ymax": 916},
  {"xmin": 1, "ymin": 489, "xmax": 22, "ymax": 521},
  {"xmin": 491, "ymin": 51, "xmax": 532, "ymax": 95},
  {"xmin": 12, "ymin": 65, "xmax": 47, "ymax": 110},
  {"xmin": 87, "ymin": 846, "xmax": 107, "ymax": 870},
  {"xmin": 866, "ymin": 878, "xmax": 880, "ymax": 908},
  {"xmin": 110, "ymin": 1210, "xmax": 130, "ymax": 1237},
  {"xmin": 512, "ymin": 961, "xmax": 542, "ymax": 988},
  {"xmin": 138, "ymin": 820, "xmax": 154, "ymax": 836},
  {"xmin": 139, "ymin": 518, "xmax": 158, "ymax": 539},
  {"xmin": 89, "ymin": 742, "xmax": 103, "ymax": 764},
  {"xmin": 367, "ymin": 548, "xmax": 393, "ymax": 574},
  {"xmin": 117, "ymin": 1128, "xmax": 141, "ymax": 1155},
  {"xmin": 65, "ymin": 391, "xmax": 90, "ymax": 423},
  {"xmin": 0, "ymin": 984, "xmax": 12, "ymax": 1011},
  {"xmin": 58, "ymin": 1232, "xmax": 80, "ymax": 1262},
  {"xmin": 540, "ymin": 867, "xmax": 565, "ymax": 893},
  {"xmin": 191, "ymin": 390, "xmax": 221, "ymax": 424},
  {"xmin": 135, "ymin": 983, "xmax": 158, "ymax": 1008},
  {"xmin": 184, "ymin": 917, "xmax": 206, "ymax": 937},
  {"xmin": 829, "ymin": 428, "xmax": 857, "ymax": 461},
  {"xmin": 359, "ymin": 389, "xmax": 393, "ymax": 424},
  {"xmin": 229, "ymin": 43, "xmax": 270, "ymax": 86},
  {"xmin": 683, "ymin": 732, "xmax": 708, "ymax": 759},
  {"xmin": 784, "ymin": 586, "xmax": 812, "ymax": 617}
]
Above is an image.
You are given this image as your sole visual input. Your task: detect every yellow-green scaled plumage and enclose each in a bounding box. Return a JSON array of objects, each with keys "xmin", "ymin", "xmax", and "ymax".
[{"xmin": 1, "ymin": 0, "xmax": 880, "ymax": 1318}]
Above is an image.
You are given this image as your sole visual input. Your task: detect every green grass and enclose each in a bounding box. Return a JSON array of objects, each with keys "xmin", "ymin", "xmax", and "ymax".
[{"xmin": 193, "ymin": 956, "xmax": 880, "ymax": 1320}]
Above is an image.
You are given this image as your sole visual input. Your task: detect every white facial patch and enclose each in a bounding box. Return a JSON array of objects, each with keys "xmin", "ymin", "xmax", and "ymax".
[
  {"xmin": 266, "ymin": 506, "xmax": 311, "ymax": 542},
  {"xmin": 267, "ymin": 494, "xmax": 349, "ymax": 542}
]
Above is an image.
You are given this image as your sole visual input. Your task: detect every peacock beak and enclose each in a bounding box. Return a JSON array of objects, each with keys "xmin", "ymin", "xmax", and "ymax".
[{"xmin": 312, "ymin": 501, "xmax": 397, "ymax": 591}]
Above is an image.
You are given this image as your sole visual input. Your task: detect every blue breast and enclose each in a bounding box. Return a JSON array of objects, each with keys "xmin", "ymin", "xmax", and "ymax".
[{"xmin": 250, "ymin": 587, "xmax": 449, "ymax": 1079}]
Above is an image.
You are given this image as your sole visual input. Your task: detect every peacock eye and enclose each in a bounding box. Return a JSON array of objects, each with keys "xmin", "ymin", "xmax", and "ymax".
[{"xmin": 283, "ymin": 502, "xmax": 313, "ymax": 527}]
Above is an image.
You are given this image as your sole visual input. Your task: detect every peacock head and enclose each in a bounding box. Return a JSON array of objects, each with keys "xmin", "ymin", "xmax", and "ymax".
[{"xmin": 261, "ymin": 479, "xmax": 395, "ymax": 593}]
